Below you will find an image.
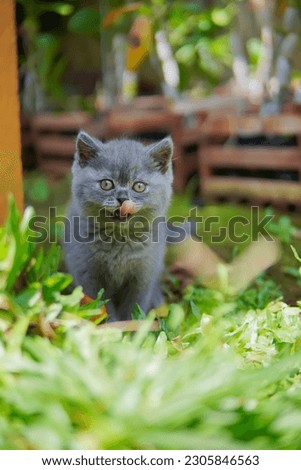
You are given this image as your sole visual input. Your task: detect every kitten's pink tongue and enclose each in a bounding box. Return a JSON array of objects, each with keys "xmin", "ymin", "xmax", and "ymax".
[{"xmin": 119, "ymin": 200, "xmax": 137, "ymax": 217}]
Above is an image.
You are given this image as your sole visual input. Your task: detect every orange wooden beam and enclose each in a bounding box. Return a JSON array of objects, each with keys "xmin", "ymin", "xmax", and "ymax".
[{"xmin": 0, "ymin": 0, "xmax": 23, "ymax": 224}]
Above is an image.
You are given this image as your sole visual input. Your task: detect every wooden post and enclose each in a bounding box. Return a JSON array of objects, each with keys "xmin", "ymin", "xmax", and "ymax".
[{"xmin": 0, "ymin": 0, "xmax": 23, "ymax": 224}]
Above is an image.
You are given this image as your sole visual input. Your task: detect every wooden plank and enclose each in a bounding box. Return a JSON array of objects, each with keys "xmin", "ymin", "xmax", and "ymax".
[
  {"xmin": 38, "ymin": 159, "xmax": 72, "ymax": 177},
  {"xmin": 202, "ymin": 146, "xmax": 301, "ymax": 170},
  {"xmin": 35, "ymin": 136, "xmax": 77, "ymax": 158},
  {"xmin": 203, "ymin": 177, "xmax": 301, "ymax": 203},
  {"xmin": 106, "ymin": 109, "xmax": 178, "ymax": 136},
  {"xmin": 0, "ymin": 0, "xmax": 23, "ymax": 223},
  {"xmin": 173, "ymin": 95, "xmax": 245, "ymax": 116},
  {"xmin": 132, "ymin": 95, "xmax": 169, "ymax": 110},
  {"xmin": 202, "ymin": 116, "xmax": 237, "ymax": 137},
  {"xmin": 32, "ymin": 112, "xmax": 91, "ymax": 132},
  {"xmin": 98, "ymin": 320, "xmax": 160, "ymax": 332},
  {"xmin": 263, "ymin": 114, "xmax": 301, "ymax": 135}
]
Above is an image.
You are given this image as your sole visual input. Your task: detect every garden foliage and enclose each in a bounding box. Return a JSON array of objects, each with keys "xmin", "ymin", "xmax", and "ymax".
[{"xmin": 0, "ymin": 200, "xmax": 301, "ymax": 449}]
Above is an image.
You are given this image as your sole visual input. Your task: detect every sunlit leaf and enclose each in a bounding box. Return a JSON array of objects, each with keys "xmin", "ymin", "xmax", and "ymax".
[
  {"xmin": 211, "ymin": 8, "xmax": 231, "ymax": 27},
  {"xmin": 39, "ymin": 3, "xmax": 74, "ymax": 16},
  {"xmin": 175, "ymin": 44, "xmax": 195, "ymax": 65}
]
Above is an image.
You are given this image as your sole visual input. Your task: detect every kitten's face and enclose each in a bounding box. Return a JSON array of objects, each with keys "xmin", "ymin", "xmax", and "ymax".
[{"xmin": 72, "ymin": 131, "xmax": 173, "ymax": 220}]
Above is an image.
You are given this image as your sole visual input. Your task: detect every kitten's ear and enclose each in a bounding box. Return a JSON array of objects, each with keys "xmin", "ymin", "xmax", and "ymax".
[
  {"xmin": 76, "ymin": 130, "xmax": 100, "ymax": 167},
  {"xmin": 148, "ymin": 137, "xmax": 173, "ymax": 174}
]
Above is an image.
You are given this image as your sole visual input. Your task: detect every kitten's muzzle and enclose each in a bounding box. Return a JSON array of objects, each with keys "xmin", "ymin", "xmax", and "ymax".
[
  {"xmin": 117, "ymin": 197, "xmax": 128, "ymax": 205},
  {"xmin": 104, "ymin": 200, "xmax": 137, "ymax": 221},
  {"xmin": 111, "ymin": 200, "xmax": 137, "ymax": 221}
]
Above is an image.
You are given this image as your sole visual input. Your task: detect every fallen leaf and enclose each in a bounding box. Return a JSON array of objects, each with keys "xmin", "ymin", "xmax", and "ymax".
[
  {"xmin": 98, "ymin": 320, "xmax": 160, "ymax": 332},
  {"xmin": 102, "ymin": 3, "xmax": 141, "ymax": 28}
]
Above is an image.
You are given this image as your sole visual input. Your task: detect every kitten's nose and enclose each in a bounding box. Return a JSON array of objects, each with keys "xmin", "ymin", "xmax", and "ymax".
[{"xmin": 117, "ymin": 197, "xmax": 128, "ymax": 206}]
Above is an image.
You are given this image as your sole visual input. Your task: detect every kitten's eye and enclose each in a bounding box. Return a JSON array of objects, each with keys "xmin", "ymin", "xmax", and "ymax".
[
  {"xmin": 133, "ymin": 182, "xmax": 146, "ymax": 193},
  {"xmin": 100, "ymin": 179, "xmax": 114, "ymax": 191}
]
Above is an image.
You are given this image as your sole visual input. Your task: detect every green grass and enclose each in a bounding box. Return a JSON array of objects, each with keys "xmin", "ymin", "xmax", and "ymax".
[{"xmin": 1, "ymin": 198, "xmax": 301, "ymax": 449}]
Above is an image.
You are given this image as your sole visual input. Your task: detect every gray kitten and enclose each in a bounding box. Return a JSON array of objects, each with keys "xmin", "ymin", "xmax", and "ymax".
[{"xmin": 63, "ymin": 131, "xmax": 173, "ymax": 321}]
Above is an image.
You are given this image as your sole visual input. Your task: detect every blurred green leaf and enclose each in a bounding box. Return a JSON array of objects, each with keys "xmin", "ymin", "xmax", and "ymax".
[
  {"xmin": 211, "ymin": 8, "xmax": 231, "ymax": 27},
  {"xmin": 246, "ymin": 38, "xmax": 262, "ymax": 67},
  {"xmin": 68, "ymin": 8, "xmax": 102, "ymax": 35},
  {"xmin": 26, "ymin": 176, "xmax": 50, "ymax": 203},
  {"xmin": 39, "ymin": 3, "xmax": 74, "ymax": 16},
  {"xmin": 265, "ymin": 209, "xmax": 297, "ymax": 244},
  {"xmin": 175, "ymin": 44, "xmax": 196, "ymax": 65},
  {"xmin": 42, "ymin": 273, "xmax": 73, "ymax": 303}
]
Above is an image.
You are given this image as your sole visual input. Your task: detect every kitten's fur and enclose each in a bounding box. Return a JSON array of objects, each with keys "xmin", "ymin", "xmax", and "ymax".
[{"xmin": 63, "ymin": 131, "xmax": 173, "ymax": 321}]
